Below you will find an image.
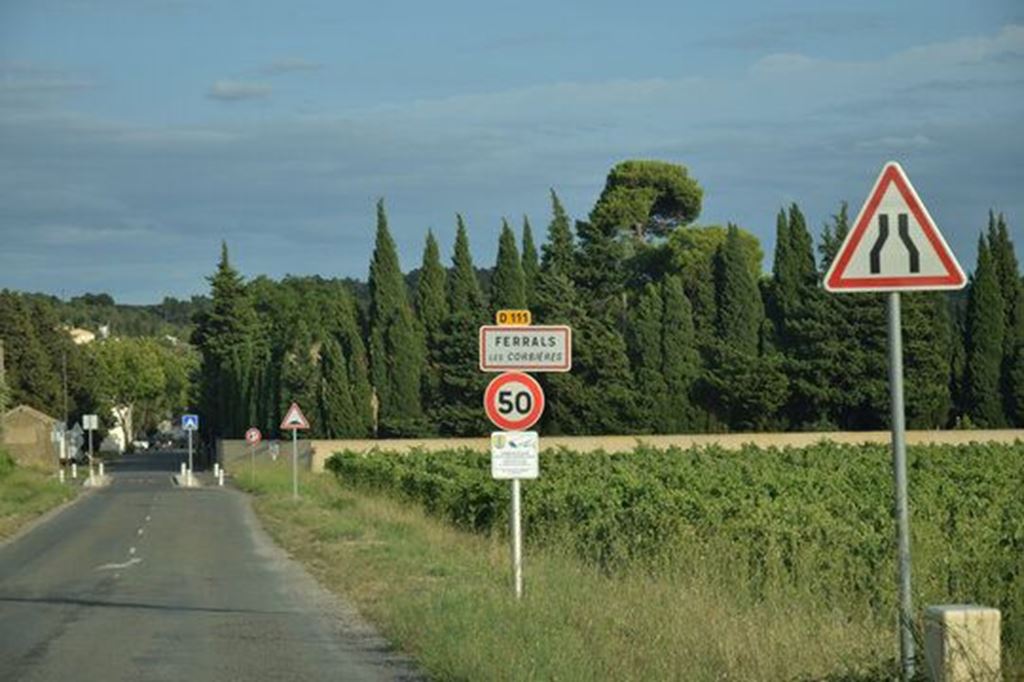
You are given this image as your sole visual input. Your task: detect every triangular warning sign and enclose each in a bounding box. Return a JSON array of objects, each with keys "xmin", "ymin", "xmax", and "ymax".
[
  {"xmin": 280, "ymin": 402, "xmax": 310, "ymax": 430},
  {"xmin": 824, "ymin": 162, "xmax": 966, "ymax": 292}
]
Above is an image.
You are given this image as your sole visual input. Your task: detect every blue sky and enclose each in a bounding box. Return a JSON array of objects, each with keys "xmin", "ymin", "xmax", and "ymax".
[{"xmin": 1, "ymin": 1, "xmax": 1021, "ymax": 303}]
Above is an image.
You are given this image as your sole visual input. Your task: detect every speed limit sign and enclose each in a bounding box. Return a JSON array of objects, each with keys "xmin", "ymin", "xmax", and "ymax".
[{"xmin": 484, "ymin": 372, "xmax": 545, "ymax": 431}]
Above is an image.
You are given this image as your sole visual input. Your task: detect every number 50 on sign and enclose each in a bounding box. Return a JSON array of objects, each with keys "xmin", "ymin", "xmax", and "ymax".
[{"xmin": 484, "ymin": 372, "xmax": 545, "ymax": 431}]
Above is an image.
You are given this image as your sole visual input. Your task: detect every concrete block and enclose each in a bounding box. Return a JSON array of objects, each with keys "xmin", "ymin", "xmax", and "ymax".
[{"xmin": 924, "ymin": 605, "xmax": 1000, "ymax": 682}]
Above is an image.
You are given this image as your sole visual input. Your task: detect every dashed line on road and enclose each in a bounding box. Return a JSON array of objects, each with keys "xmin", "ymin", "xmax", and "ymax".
[{"xmin": 96, "ymin": 557, "xmax": 142, "ymax": 571}]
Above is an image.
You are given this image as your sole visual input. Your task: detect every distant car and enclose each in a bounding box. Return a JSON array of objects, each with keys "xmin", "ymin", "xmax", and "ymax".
[{"xmin": 131, "ymin": 440, "xmax": 150, "ymax": 451}]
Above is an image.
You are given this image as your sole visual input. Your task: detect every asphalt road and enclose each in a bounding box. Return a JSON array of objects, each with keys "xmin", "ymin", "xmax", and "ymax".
[{"xmin": 0, "ymin": 450, "xmax": 417, "ymax": 681}]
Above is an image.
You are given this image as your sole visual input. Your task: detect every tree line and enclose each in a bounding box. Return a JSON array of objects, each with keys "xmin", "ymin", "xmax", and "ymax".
[
  {"xmin": 0, "ymin": 290, "xmax": 197, "ymax": 438},
  {"xmin": 189, "ymin": 159, "xmax": 1021, "ymax": 439}
]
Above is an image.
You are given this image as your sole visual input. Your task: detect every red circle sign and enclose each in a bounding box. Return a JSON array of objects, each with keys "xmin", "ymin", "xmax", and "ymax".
[
  {"xmin": 484, "ymin": 372, "xmax": 545, "ymax": 431},
  {"xmin": 245, "ymin": 427, "xmax": 262, "ymax": 445}
]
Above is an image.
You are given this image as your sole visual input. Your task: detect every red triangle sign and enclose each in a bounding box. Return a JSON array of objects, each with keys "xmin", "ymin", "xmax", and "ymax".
[
  {"xmin": 280, "ymin": 402, "xmax": 310, "ymax": 431},
  {"xmin": 824, "ymin": 162, "xmax": 966, "ymax": 292}
]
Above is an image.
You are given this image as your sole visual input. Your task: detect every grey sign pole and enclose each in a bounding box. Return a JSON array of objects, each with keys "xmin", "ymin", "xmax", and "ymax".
[
  {"xmin": 510, "ymin": 478, "xmax": 523, "ymax": 599},
  {"xmin": 187, "ymin": 429, "xmax": 194, "ymax": 483},
  {"xmin": 291, "ymin": 429, "xmax": 298, "ymax": 500},
  {"xmin": 887, "ymin": 292, "xmax": 915, "ymax": 679}
]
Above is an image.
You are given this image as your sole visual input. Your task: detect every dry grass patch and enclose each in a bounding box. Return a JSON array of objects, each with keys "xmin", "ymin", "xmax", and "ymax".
[{"xmin": 240, "ymin": 463, "xmax": 900, "ymax": 681}]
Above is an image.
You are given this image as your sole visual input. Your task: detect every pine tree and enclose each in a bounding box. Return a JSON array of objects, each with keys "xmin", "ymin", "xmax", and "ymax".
[
  {"xmin": 521, "ymin": 216, "xmax": 540, "ymax": 306},
  {"xmin": 541, "ymin": 190, "xmax": 576, "ymax": 277},
  {"xmin": 964, "ymin": 236, "xmax": 1006, "ymax": 426},
  {"xmin": 367, "ymin": 200, "xmax": 425, "ymax": 435},
  {"xmin": 627, "ymin": 282, "xmax": 668, "ymax": 432},
  {"xmin": 491, "ymin": 219, "xmax": 527, "ymax": 310},
  {"xmin": 661, "ymin": 275, "xmax": 702, "ymax": 432}
]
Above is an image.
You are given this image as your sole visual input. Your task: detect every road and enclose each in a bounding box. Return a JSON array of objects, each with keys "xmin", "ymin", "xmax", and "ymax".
[{"xmin": 0, "ymin": 450, "xmax": 417, "ymax": 681}]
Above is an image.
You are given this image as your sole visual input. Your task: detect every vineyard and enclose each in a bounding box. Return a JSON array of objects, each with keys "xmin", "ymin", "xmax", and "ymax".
[{"xmin": 327, "ymin": 442, "xmax": 1024, "ymax": 656}]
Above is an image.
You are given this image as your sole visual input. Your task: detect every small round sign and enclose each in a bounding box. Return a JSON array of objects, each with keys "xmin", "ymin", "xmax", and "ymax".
[
  {"xmin": 484, "ymin": 372, "xmax": 545, "ymax": 431},
  {"xmin": 245, "ymin": 427, "xmax": 262, "ymax": 445}
]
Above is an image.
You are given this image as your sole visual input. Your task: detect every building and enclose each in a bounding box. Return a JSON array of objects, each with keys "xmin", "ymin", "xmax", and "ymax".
[
  {"xmin": 68, "ymin": 327, "xmax": 96, "ymax": 345},
  {"xmin": 1, "ymin": 405, "xmax": 59, "ymax": 468}
]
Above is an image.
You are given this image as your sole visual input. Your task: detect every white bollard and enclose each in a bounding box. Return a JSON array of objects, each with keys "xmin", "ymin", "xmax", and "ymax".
[
  {"xmin": 99, "ymin": 461, "xmax": 105, "ymax": 477},
  {"xmin": 180, "ymin": 462, "xmax": 186, "ymax": 477},
  {"xmin": 214, "ymin": 462, "xmax": 220, "ymax": 477},
  {"xmin": 218, "ymin": 469, "xmax": 224, "ymax": 487},
  {"xmin": 59, "ymin": 469, "xmax": 65, "ymax": 484},
  {"xmin": 72, "ymin": 463, "xmax": 78, "ymax": 479}
]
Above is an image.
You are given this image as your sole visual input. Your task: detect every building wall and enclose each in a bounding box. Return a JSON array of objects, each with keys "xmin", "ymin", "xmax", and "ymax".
[
  {"xmin": 216, "ymin": 429, "xmax": 1024, "ymax": 475},
  {"xmin": 1, "ymin": 409, "xmax": 58, "ymax": 468}
]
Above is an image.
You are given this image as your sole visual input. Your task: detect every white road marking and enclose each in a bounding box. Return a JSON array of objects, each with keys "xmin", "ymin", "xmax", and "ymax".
[
  {"xmin": 137, "ymin": 528, "xmax": 144, "ymax": 536},
  {"xmin": 145, "ymin": 515, "xmax": 151, "ymax": 522},
  {"xmin": 129, "ymin": 546, "xmax": 136, "ymax": 555},
  {"xmin": 96, "ymin": 558, "xmax": 142, "ymax": 571}
]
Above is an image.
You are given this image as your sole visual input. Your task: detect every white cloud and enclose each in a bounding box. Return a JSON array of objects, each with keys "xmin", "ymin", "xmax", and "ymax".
[{"xmin": 206, "ymin": 80, "xmax": 272, "ymax": 101}]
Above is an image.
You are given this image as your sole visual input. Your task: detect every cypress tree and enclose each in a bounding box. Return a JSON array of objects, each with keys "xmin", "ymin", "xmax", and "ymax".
[
  {"xmin": 660, "ymin": 275, "xmax": 702, "ymax": 432},
  {"xmin": 708, "ymin": 224, "xmax": 787, "ymax": 429},
  {"xmin": 715, "ymin": 224, "xmax": 762, "ymax": 355},
  {"xmin": 192, "ymin": 242, "xmax": 260, "ymax": 437},
  {"xmin": 448, "ymin": 215, "xmax": 486, "ymax": 312},
  {"xmin": 415, "ymin": 230, "xmax": 448, "ymax": 412},
  {"xmin": 541, "ymin": 190, "xmax": 576, "ymax": 278},
  {"xmin": 903, "ymin": 293, "xmax": 953, "ymax": 428},
  {"xmin": 987, "ymin": 212, "xmax": 1024, "ymax": 424},
  {"xmin": 416, "ymin": 231, "xmax": 448, "ymax": 343},
  {"xmin": 964, "ymin": 236, "xmax": 1006, "ymax": 426},
  {"xmin": 435, "ymin": 217, "xmax": 489, "ymax": 435},
  {"xmin": 367, "ymin": 199, "xmax": 425, "ymax": 435},
  {"xmin": 491, "ymin": 219, "xmax": 527, "ymax": 310},
  {"xmin": 279, "ymin": 322, "xmax": 319, "ymax": 433},
  {"xmin": 521, "ymin": 216, "xmax": 540, "ymax": 306},
  {"xmin": 318, "ymin": 335, "xmax": 358, "ymax": 437},
  {"xmin": 627, "ymin": 282, "xmax": 668, "ymax": 432}
]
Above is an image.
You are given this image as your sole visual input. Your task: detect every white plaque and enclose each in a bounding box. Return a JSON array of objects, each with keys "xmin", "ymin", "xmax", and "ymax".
[{"xmin": 490, "ymin": 431, "xmax": 539, "ymax": 480}]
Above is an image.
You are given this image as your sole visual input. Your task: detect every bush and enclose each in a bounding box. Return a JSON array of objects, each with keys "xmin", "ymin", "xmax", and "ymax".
[{"xmin": 327, "ymin": 442, "xmax": 1024, "ymax": 653}]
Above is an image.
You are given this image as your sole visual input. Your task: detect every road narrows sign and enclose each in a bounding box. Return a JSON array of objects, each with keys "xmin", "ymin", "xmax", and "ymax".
[
  {"xmin": 824, "ymin": 161, "xmax": 966, "ymax": 292},
  {"xmin": 280, "ymin": 402, "xmax": 310, "ymax": 431},
  {"xmin": 484, "ymin": 372, "xmax": 545, "ymax": 431}
]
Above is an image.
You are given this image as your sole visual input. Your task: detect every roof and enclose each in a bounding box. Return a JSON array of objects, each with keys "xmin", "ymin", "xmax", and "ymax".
[{"xmin": 2, "ymin": 404, "xmax": 59, "ymax": 425}]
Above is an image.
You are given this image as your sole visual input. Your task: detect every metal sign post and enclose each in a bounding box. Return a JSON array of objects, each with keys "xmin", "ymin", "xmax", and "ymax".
[
  {"xmin": 187, "ymin": 429, "xmax": 193, "ymax": 486},
  {"xmin": 279, "ymin": 403, "xmax": 310, "ymax": 500},
  {"xmin": 888, "ymin": 292, "xmax": 914, "ymax": 676},
  {"xmin": 825, "ymin": 162, "xmax": 967, "ymax": 681},
  {"xmin": 491, "ymin": 431, "xmax": 539, "ymax": 600}
]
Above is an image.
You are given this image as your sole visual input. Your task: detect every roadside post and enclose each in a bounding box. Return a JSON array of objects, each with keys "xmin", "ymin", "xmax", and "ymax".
[
  {"xmin": 481, "ymin": 309, "xmax": 571, "ymax": 599},
  {"xmin": 824, "ymin": 161, "xmax": 966, "ymax": 680},
  {"xmin": 83, "ymin": 414, "xmax": 98, "ymax": 480},
  {"xmin": 182, "ymin": 414, "xmax": 199, "ymax": 486},
  {"xmin": 280, "ymin": 403, "xmax": 309, "ymax": 500},
  {"xmin": 245, "ymin": 427, "xmax": 262, "ymax": 485}
]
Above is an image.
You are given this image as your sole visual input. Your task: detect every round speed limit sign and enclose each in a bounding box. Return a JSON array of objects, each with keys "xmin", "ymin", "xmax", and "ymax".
[{"xmin": 484, "ymin": 371, "xmax": 545, "ymax": 431}]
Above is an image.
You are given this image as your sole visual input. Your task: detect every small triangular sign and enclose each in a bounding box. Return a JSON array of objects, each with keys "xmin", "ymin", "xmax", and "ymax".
[
  {"xmin": 280, "ymin": 402, "xmax": 310, "ymax": 430},
  {"xmin": 824, "ymin": 161, "xmax": 966, "ymax": 292}
]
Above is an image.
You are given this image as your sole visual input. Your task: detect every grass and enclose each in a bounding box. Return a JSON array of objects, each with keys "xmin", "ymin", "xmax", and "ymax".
[
  {"xmin": 239, "ymin": 460, "xmax": 909, "ymax": 681},
  {"xmin": 0, "ymin": 451, "xmax": 79, "ymax": 540}
]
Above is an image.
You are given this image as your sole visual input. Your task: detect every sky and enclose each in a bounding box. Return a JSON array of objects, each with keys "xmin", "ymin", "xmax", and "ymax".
[{"xmin": 1, "ymin": 1, "xmax": 1021, "ymax": 304}]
